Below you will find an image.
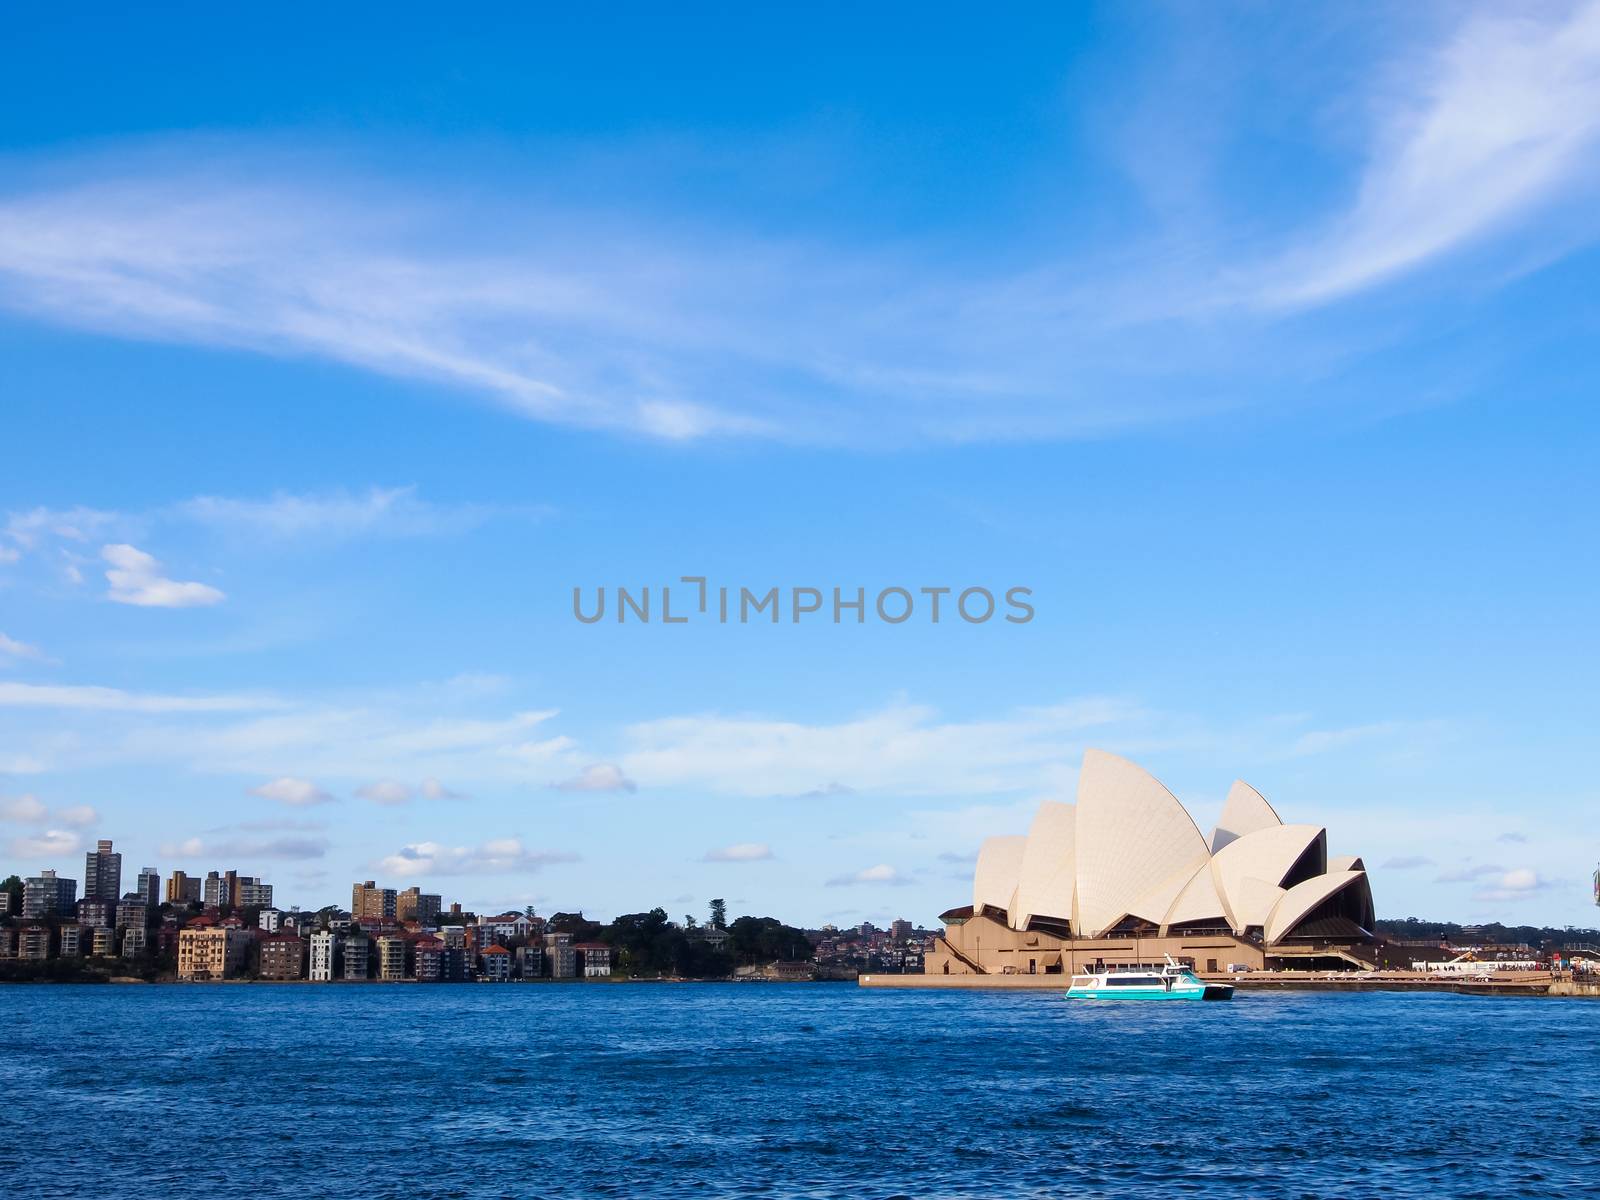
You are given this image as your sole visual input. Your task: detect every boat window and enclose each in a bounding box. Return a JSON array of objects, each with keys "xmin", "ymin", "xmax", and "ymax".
[{"xmin": 1105, "ymin": 975, "xmax": 1156, "ymax": 986}]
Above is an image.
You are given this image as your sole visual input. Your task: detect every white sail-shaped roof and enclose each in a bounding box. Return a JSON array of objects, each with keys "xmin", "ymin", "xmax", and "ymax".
[
  {"xmin": 1009, "ymin": 802, "xmax": 1076, "ymax": 930},
  {"xmin": 1209, "ymin": 780, "xmax": 1283, "ymax": 852},
  {"xmin": 1162, "ymin": 862, "xmax": 1228, "ymax": 929},
  {"xmin": 1264, "ymin": 869, "xmax": 1373, "ymax": 943},
  {"xmin": 1210, "ymin": 824, "xmax": 1325, "ymax": 933},
  {"xmin": 1073, "ymin": 750, "xmax": 1210, "ymax": 938},
  {"xmin": 972, "ymin": 835, "xmax": 1027, "ymax": 919},
  {"xmin": 1329, "ymin": 854, "xmax": 1365, "ymax": 872}
]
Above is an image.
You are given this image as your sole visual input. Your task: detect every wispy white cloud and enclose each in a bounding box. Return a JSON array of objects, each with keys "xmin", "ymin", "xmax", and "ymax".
[
  {"xmin": 0, "ymin": 632, "xmax": 52, "ymax": 664},
  {"xmin": 158, "ymin": 832, "xmax": 328, "ymax": 861},
  {"xmin": 3, "ymin": 506, "xmax": 119, "ymax": 552},
  {"xmin": 703, "ymin": 842, "xmax": 774, "ymax": 863},
  {"xmin": 103, "ymin": 543, "xmax": 224, "ymax": 608},
  {"xmin": 7, "ymin": 828, "xmax": 81, "ymax": 859},
  {"xmin": 553, "ymin": 763, "xmax": 637, "ymax": 793},
  {"xmin": 420, "ymin": 777, "xmax": 466, "ymax": 801},
  {"xmin": 0, "ymin": 794, "xmax": 48, "ymax": 822},
  {"xmin": 1472, "ymin": 867, "xmax": 1551, "ymax": 905},
  {"xmin": 826, "ymin": 863, "xmax": 913, "ymax": 888},
  {"xmin": 356, "ymin": 779, "xmax": 413, "ymax": 806},
  {"xmin": 1380, "ymin": 855, "xmax": 1433, "ymax": 871},
  {"xmin": 1258, "ymin": 1, "xmax": 1600, "ymax": 306},
  {"xmin": 619, "ymin": 698, "xmax": 1140, "ymax": 798},
  {"xmin": 377, "ymin": 838, "xmax": 578, "ymax": 877},
  {"xmin": 175, "ymin": 485, "xmax": 509, "ymax": 541},
  {"xmin": 250, "ymin": 776, "xmax": 335, "ymax": 807},
  {"xmin": 0, "ymin": 681, "xmax": 279, "ymax": 713}
]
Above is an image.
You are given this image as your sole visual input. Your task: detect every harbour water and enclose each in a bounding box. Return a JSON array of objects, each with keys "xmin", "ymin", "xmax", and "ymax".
[{"xmin": 5, "ymin": 983, "xmax": 1597, "ymax": 1198}]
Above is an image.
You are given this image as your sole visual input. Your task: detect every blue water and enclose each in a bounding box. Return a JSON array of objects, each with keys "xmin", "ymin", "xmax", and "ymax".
[{"xmin": 4, "ymin": 984, "xmax": 1597, "ymax": 1198}]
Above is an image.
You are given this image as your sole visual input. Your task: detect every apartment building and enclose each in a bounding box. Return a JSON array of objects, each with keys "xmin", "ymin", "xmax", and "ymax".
[
  {"xmin": 177, "ymin": 926, "xmax": 250, "ymax": 980},
  {"xmin": 413, "ymin": 935, "xmax": 444, "ymax": 981},
  {"xmin": 121, "ymin": 927, "xmax": 147, "ymax": 957},
  {"xmin": 78, "ymin": 899, "xmax": 113, "ymax": 928},
  {"xmin": 479, "ymin": 944, "xmax": 511, "ymax": 981},
  {"xmin": 135, "ymin": 867, "xmax": 161, "ymax": 908},
  {"xmin": 377, "ymin": 935, "xmax": 408, "ymax": 981},
  {"xmin": 545, "ymin": 931, "xmax": 576, "ymax": 980},
  {"xmin": 343, "ymin": 934, "xmax": 371, "ymax": 980},
  {"xmin": 258, "ymin": 934, "xmax": 305, "ymax": 980},
  {"xmin": 83, "ymin": 840, "xmax": 122, "ymax": 902},
  {"xmin": 397, "ymin": 887, "xmax": 443, "ymax": 924},
  {"xmin": 58, "ymin": 923, "xmax": 82, "ymax": 957},
  {"xmin": 352, "ymin": 881, "xmax": 397, "ymax": 921},
  {"xmin": 90, "ymin": 926, "xmax": 116, "ymax": 957},
  {"xmin": 237, "ymin": 877, "xmax": 273, "ymax": 908},
  {"xmin": 166, "ymin": 871, "xmax": 202, "ymax": 904},
  {"xmin": 575, "ymin": 942, "xmax": 612, "ymax": 978},
  {"xmin": 17, "ymin": 925, "xmax": 51, "ymax": 960},
  {"xmin": 309, "ymin": 930, "xmax": 339, "ymax": 980},
  {"xmin": 116, "ymin": 896, "xmax": 147, "ymax": 930},
  {"xmin": 517, "ymin": 943, "xmax": 543, "ymax": 979},
  {"xmin": 22, "ymin": 870, "xmax": 77, "ymax": 919}
]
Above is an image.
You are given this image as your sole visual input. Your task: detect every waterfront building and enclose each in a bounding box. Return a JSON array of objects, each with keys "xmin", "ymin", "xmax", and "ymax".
[
  {"xmin": 121, "ymin": 927, "xmax": 146, "ymax": 957},
  {"xmin": 929, "ymin": 750, "xmax": 1378, "ymax": 978},
  {"xmin": 0, "ymin": 927, "xmax": 13, "ymax": 958},
  {"xmin": 23, "ymin": 870, "xmax": 77, "ymax": 919},
  {"xmin": 78, "ymin": 898, "xmax": 113, "ymax": 928},
  {"xmin": 377, "ymin": 935, "xmax": 408, "ymax": 981},
  {"xmin": 545, "ymin": 932, "xmax": 576, "ymax": 979},
  {"xmin": 116, "ymin": 895, "xmax": 147, "ymax": 930},
  {"xmin": 58, "ymin": 923, "xmax": 82, "ymax": 957},
  {"xmin": 343, "ymin": 933, "xmax": 371, "ymax": 980},
  {"xmin": 166, "ymin": 870, "xmax": 202, "ymax": 905},
  {"xmin": 83, "ymin": 840, "xmax": 122, "ymax": 902},
  {"xmin": 135, "ymin": 866, "xmax": 160, "ymax": 908},
  {"xmin": 413, "ymin": 935, "xmax": 444, "ymax": 981},
  {"xmin": 259, "ymin": 908, "xmax": 284, "ymax": 933},
  {"xmin": 177, "ymin": 926, "xmax": 250, "ymax": 980},
  {"xmin": 517, "ymin": 943, "xmax": 543, "ymax": 979},
  {"xmin": 352, "ymin": 881, "xmax": 397, "ymax": 921},
  {"xmin": 90, "ymin": 927, "xmax": 116, "ymax": 956},
  {"xmin": 17, "ymin": 925, "xmax": 51, "ymax": 960},
  {"xmin": 480, "ymin": 944, "xmax": 511, "ymax": 981},
  {"xmin": 575, "ymin": 942, "xmax": 612, "ymax": 977},
  {"xmin": 309, "ymin": 930, "xmax": 339, "ymax": 980},
  {"xmin": 258, "ymin": 934, "xmax": 305, "ymax": 980},
  {"xmin": 440, "ymin": 946, "xmax": 469, "ymax": 981},
  {"xmin": 439, "ymin": 924, "xmax": 466, "ymax": 950}
]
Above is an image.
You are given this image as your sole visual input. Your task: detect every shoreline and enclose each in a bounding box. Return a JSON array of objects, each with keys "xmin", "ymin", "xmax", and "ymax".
[{"xmin": 859, "ymin": 969, "xmax": 1600, "ymax": 998}]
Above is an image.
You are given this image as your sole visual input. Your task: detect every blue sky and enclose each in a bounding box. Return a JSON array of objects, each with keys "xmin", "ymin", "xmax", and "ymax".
[{"xmin": 2, "ymin": 3, "xmax": 1598, "ymax": 927}]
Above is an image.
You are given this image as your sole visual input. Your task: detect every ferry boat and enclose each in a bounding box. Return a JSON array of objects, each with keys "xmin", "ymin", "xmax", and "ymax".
[{"xmin": 1065, "ymin": 956, "xmax": 1235, "ymax": 1002}]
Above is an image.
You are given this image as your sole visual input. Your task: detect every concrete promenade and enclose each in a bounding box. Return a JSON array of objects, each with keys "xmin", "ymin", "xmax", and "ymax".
[{"xmin": 860, "ymin": 969, "xmax": 1596, "ymax": 996}]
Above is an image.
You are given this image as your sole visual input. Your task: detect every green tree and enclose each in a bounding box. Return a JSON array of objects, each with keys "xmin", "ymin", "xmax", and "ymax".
[
  {"xmin": 728, "ymin": 915, "xmax": 814, "ymax": 965},
  {"xmin": 0, "ymin": 874, "xmax": 22, "ymax": 912},
  {"xmin": 708, "ymin": 898, "xmax": 727, "ymax": 930}
]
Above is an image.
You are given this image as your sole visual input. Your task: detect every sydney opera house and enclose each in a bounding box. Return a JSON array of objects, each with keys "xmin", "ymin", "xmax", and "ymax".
[{"xmin": 927, "ymin": 750, "xmax": 1377, "ymax": 977}]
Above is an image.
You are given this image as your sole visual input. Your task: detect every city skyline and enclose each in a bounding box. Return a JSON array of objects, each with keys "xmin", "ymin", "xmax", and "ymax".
[{"xmin": 4, "ymin": 5, "xmax": 1600, "ymax": 926}]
